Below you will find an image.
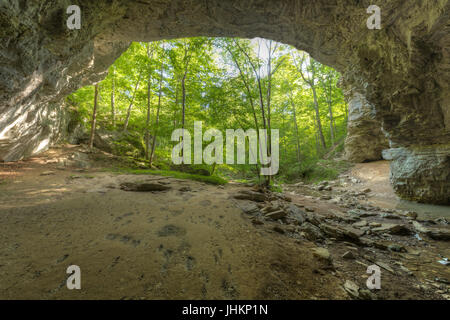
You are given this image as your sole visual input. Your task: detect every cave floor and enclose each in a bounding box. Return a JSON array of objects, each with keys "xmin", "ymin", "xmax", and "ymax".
[{"xmin": 0, "ymin": 145, "xmax": 448, "ymax": 299}]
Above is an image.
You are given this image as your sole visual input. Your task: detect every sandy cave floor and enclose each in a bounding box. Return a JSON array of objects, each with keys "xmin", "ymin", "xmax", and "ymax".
[{"xmin": 0, "ymin": 145, "xmax": 448, "ymax": 300}]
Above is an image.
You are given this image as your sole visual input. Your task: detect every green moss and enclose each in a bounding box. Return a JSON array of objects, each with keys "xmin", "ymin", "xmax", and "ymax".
[
  {"xmin": 269, "ymin": 183, "xmax": 283, "ymax": 193},
  {"xmin": 280, "ymin": 159, "xmax": 351, "ymax": 183},
  {"xmin": 107, "ymin": 168, "xmax": 228, "ymax": 185}
]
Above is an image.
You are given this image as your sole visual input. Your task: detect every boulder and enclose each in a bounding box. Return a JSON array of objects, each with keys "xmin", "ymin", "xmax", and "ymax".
[
  {"xmin": 286, "ymin": 204, "xmax": 306, "ymax": 225},
  {"xmin": 319, "ymin": 223, "xmax": 364, "ymax": 242},
  {"xmin": 233, "ymin": 190, "xmax": 266, "ymax": 202},
  {"xmin": 342, "ymin": 251, "xmax": 356, "ymax": 260},
  {"xmin": 120, "ymin": 182, "xmax": 171, "ymax": 192},
  {"xmin": 265, "ymin": 210, "xmax": 287, "ymax": 220},
  {"xmin": 343, "ymin": 280, "xmax": 360, "ymax": 299},
  {"xmin": 238, "ymin": 202, "xmax": 260, "ymax": 215},
  {"xmin": 312, "ymin": 247, "xmax": 332, "ymax": 262},
  {"xmin": 371, "ymin": 223, "xmax": 411, "ymax": 235},
  {"xmin": 383, "ymin": 146, "xmax": 450, "ymax": 205},
  {"xmin": 428, "ymin": 229, "xmax": 450, "ymax": 241},
  {"xmin": 299, "ymin": 222, "xmax": 324, "ymax": 241}
]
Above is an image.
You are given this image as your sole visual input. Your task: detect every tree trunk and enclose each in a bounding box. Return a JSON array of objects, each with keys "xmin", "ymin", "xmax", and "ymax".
[
  {"xmin": 145, "ymin": 73, "xmax": 152, "ymax": 160},
  {"xmin": 149, "ymin": 52, "xmax": 164, "ymax": 167},
  {"xmin": 326, "ymin": 78, "xmax": 335, "ymax": 145},
  {"xmin": 226, "ymin": 45, "xmax": 261, "ymax": 180},
  {"xmin": 311, "ymin": 84, "xmax": 327, "ymax": 150},
  {"xmin": 173, "ymin": 83, "xmax": 179, "ymax": 129},
  {"xmin": 123, "ymin": 71, "xmax": 143, "ymax": 132},
  {"xmin": 289, "ymin": 89, "xmax": 301, "ymax": 162},
  {"xmin": 181, "ymin": 71, "xmax": 187, "ymax": 130},
  {"xmin": 312, "ymin": 113, "xmax": 320, "ymax": 156},
  {"xmin": 89, "ymin": 84, "xmax": 99, "ymax": 149},
  {"xmin": 145, "ymin": 45, "xmax": 153, "ymax": 161},
  {"xmin": 111, "ymin": 67, "xmax": 115, "ymax": 128},
  {"xmin": 328, "ymin": 99, "xmax": 335, "ymax": 145}
]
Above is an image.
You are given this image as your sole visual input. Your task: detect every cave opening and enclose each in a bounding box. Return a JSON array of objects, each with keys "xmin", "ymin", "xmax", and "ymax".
[{"xmin": 1, "ymin": 1, "xmax": 449, "ymax": 301}]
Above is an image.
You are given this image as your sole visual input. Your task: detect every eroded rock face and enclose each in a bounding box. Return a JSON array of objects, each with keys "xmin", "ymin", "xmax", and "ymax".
[
  {"xmin": 383, "ymin": 146, "xmax": 450, "ymax": 205},
  {"xmin": 343, "ymin": 88, "xmax": 389, "ymax": 163},
  {"xmin": 0, "ymin": 0, "xmax": 449, "ymax": 203}
]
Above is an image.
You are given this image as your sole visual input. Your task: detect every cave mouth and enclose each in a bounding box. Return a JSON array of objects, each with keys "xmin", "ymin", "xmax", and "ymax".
[
  {"xmin": 2, "ymin": 1, "xmax": 449, "ymax": 204},
  {"xmin": 1, "ymin": 1, "xmax": 450, "ymax": 302},
  {"xmin": 64, "ymin": 36, "xmax": 349, "ymax": 185}
]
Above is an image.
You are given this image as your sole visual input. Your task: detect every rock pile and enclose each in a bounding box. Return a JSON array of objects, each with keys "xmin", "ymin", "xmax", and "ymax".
[{"xmin": 232, "ymin": 183, "xmax": 450, "ymax": 300}]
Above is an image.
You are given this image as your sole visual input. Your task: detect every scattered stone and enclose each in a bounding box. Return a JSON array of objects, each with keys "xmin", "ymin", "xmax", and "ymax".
[
  {"xmin": 277, "ymin": 194, "xmax": 292, "ymax": 202},
  {"xmin": 381, "ymin": 213, "xmax": 401, "ymax": 220},
  {"xmin": 342, "ymin": 251, "xmax": 355, "ymax": 259},
  {"xmin": 343, "ymin": 280, "xmax": 360, "ymax": 299},
  {"xmin": 406, "ymin": 211, "xmax": 418, "ymax": 219},
  {"xmin": 412, "ymin": 221, "xmax": 429, "ymax": 233},
  {"xmin": 400, "ymin": 265, "xmax": 413, "ymax": 276},
  {"xmin": 434, "ymin": 277, "xmax": 450, "ymax": 285},
  {"xmin": 369, "ymin": 222, "xmax": 381, "ymax": 228},
  {"xmin": 371, "ymin": 223, "xmax": 411, "ymax": 235},
  {"xmin": 239, "ymin": 202, "xmax": 260, "ymax": 215},
  {"xmin": 406, "ymin": 249, "xmax": 421, "ymax": 256},
  {"xmin": 40, "ymin": 171, "xmax": 55, "ymax": 176},
  {"xmin": 251, "ymin": 218, "xmax": 264, "ymax": 225},
  {"xmin": 265, "ymin": 210, "xmax": 287, "ymax": 220},
  {"xmin": 233, "ymin": 190, "xmax": 266, "ymax": 202},
  {"xmin": 388, "ymin": 244, "xmax": 406, "ymax": 252},
  {"xmin": 435, "ymin": 217, "xmax": 449, "ymax": 225},
  {"xmin": 287, "ymin": 204, "xmax": 306, "ymax": 225},
  {"xmin": 358, "ymin": 289, "xmax": 374, "ymax": 300},
  {"xmin": 428, "ymin": 228, "xmax": 450, "ymax": 241},
  {"xmin": 352, "ymin": 220, "xmax": 368, "ymax": 228},
  {"xmin": 312, "ymin": 247, "xmax": 331, "ymax": 262},
  {"xmin": 285, "ymin": 225, "xmax": 297, "ymax": 233},
  {"xmin": 319, "ymin": 223, "xmax": 364, "ymax": 242},
  {"xmin": 372, "ymin": 241, "xmax": 390, "ymax": 251},
  {"xmin": 298, "ymin": 222, "xmax": 324, "ymax": 241},
  {"xmin": 347, "ymin": 209, "xmax": 378, "ymax": 218},
  {"xmin": 120, "ymin": 182, "xmax": 171, "ymax": 192},
  {"xmin": 375, "ymin": 261, "xmax": 395, "ymax": 274},
  {"xmin": 362, "ymin": 188, "xmax": 371, "ymax": 193},
  {"xmin": 305, "ymin": 207, "xmax": 315, "ymax": 212}
]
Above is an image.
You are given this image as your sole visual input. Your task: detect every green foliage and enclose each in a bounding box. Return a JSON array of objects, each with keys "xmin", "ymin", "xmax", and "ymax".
[
  {"xmin": 67, "ymin": 37, "xmax": 349, "ymax": 184},
  {"xmin": 281, "ymin": 159, "xmax": 351, "ymax": 183}
]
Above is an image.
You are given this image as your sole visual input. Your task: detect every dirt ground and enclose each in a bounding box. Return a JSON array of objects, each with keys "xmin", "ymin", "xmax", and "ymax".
[{"xmin": 0, "ymin": 146, "xmax": 448, "ymax": 299}]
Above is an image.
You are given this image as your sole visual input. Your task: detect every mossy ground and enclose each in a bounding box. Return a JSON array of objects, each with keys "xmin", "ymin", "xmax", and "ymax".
[{"xmin": 106, "ymin": 167, "xmax": 228, "ymax": 185}]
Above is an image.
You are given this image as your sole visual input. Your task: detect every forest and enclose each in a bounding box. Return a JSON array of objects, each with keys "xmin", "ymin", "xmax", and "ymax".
[{"xmin": 67, "ymin": 37, "xmax": 349, "ymax": 186}]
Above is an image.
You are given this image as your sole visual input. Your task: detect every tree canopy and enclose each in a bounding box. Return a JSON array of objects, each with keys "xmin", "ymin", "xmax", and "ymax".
[{"xmin": 67, "ymin": 37, "xmax": 348, "ymax": 184}]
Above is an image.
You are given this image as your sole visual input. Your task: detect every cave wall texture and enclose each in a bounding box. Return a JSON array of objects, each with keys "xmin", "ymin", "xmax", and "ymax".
[{"xmin": 0, "ymin": 0, "xmax": 449, "ymax": 204}]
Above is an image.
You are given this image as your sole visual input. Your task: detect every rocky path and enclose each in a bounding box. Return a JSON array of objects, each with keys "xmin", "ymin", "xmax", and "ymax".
[{"xmin": 0, "ymin": 146, "xmax": 448, "ymax": 299}]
